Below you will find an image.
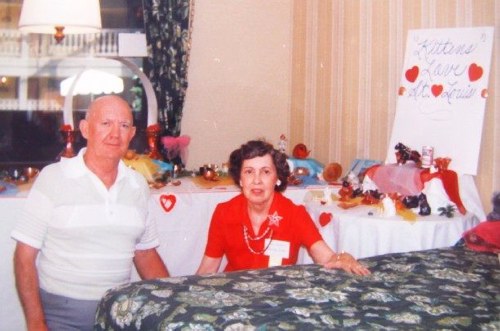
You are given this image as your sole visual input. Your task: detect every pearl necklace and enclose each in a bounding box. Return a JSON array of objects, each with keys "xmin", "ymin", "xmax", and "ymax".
[{"xmin": 243, "ymin": 225, "xmax": 273, "ymax": 255}]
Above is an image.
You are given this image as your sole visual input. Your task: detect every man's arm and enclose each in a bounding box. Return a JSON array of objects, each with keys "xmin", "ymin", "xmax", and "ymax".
[
  {"xmin": 133, "ymin": 248, "xmax": 169, "ymax": 279},
  {"xmin": 13, "ymin": 242, "xmax": 48, "ymax": 331}
]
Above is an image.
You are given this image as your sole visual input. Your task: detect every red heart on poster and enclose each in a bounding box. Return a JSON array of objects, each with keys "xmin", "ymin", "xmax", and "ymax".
[
  {"xmin": 160, "ymin": 194, "xmax": 177, "ymax": 213},
  {"xmin": 405, "ymin": 66, "xmax": 419, "ymax": 83},
  {"xmin": 468, "ymin": 63, "xmax": 483, "ymax": 82},
  {"xmin": 319, "ymin": 212, "xmax": 332, "ymax": 227},
  {"xmin": 431, "ymin": 84, "xmax": 443, "ymax": 97}
]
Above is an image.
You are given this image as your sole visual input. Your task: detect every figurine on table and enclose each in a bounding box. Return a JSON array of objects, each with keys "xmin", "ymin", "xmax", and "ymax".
[
  {"xmin": 278, "ymin": 134, "xmax": 288, "ymax": 154},
  {"xmin": 339, "ymin": 180, "xmax": 353, "ymax": 201},
  {"xmin": 395, "ymin": 142, "xmax": 421, "ymax": 166}
]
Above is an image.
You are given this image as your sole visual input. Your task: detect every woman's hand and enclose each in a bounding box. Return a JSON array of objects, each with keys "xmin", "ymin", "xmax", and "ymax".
[
  {"xmin": 309, "ymin": 241, "xmax": 371, "ymax": 276},
  {"xmin": 323, "ymin": 251, "xmax": 371, "ymax": 276}
]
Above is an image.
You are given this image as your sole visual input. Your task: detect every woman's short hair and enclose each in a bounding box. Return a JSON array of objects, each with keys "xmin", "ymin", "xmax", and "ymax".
[{"xmin": 229, "ymin": 140, "xmax": 290, "ymax": 192}]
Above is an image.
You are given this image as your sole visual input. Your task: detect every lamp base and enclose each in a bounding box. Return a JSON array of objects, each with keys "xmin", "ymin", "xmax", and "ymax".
[{"xmin": 54, "ymin": 26, "xmax": 65, "ymax": 43}]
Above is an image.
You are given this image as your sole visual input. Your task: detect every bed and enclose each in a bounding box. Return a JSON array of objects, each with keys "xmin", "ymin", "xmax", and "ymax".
[{"xmin": 95, "ymin": 244, "xmax": 499, "ymax": 330}]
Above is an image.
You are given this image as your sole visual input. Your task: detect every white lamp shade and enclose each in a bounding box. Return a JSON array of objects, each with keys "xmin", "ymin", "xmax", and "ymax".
[
  {"xmin": 60, "ymin": 70, "xmax": 123, "ymax": 96},
  {"xmin": 19, "ymin": 0, "xmax": 102, "ymax": 34}
]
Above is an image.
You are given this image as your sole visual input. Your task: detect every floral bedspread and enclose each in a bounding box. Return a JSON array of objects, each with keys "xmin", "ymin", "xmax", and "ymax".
[{"xmin": 95, "ymin": 246, "xmax": 499, "ymax": 330}]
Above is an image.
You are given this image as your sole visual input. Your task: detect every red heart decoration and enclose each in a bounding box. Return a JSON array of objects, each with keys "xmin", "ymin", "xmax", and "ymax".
[
  {"xmin": 405, "ymin": 66, "xmax": 419, "ymax": 83},
  {"xmin": 319, "ymin": 212, "xmax": 332, "ymax": 227},
  {"xmin": 468, "ymin": 63, "xmax": 483, "ymax": 82},
  {"xmin": 431, "ymin": 84, "xmax": 443, "ymax": 97},
  {"xmin": 160, "ymin": 194, "xmax": 177, "ymax": 213},
  {"xmin": 481, "ymin": 89, "xmax": 488, "ymax": 98}
]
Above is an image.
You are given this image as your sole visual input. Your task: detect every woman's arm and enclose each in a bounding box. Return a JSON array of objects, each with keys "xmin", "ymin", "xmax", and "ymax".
[
  {"xmin": 196, "ymin": 255, "xmax": 222, "ymax": 275},
  {"xmin": 309, "ymin": 240, "xmax": 371, "ymax": 276}
]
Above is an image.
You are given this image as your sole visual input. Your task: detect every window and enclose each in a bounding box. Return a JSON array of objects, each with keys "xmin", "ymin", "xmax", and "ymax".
[{"xmin": 0, "ymin": 1, "xmax": 147, "ymax": 169}]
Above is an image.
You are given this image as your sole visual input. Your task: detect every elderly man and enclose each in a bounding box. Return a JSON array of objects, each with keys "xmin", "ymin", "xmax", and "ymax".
[{"xmin": 12, "ymin": 95, "xmax": 169, "ymax": 331}]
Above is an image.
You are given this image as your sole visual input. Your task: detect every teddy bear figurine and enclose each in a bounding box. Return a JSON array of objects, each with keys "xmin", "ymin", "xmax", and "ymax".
[{"xmin": 486, "ymin": 191, "xmax": 500, "ymax": 221}]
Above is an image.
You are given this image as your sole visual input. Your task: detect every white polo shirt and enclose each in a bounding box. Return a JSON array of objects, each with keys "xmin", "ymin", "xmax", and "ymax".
[{"xmin": 11, "ymin": 149, "xmax": 159, "ymax": 300}]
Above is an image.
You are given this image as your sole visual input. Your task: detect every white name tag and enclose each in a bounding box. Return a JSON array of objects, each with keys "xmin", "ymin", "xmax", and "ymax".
[
  {"xmin": 268, "ymin": 256, "xmax": 282, "ymax": 267},
  {"xmin": 265, "ymin": 239, "xmax": 290, "ymax": 259}
]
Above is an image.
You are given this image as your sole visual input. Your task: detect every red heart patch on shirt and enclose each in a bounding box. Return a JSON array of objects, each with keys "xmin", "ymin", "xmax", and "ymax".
[
  {"xmin": 319, "ymin": 212, "xmax": 332, "ymax": 227},
  {"xmin": 160, "ymin": 194, "xmax": 177, "ymax": 212}
]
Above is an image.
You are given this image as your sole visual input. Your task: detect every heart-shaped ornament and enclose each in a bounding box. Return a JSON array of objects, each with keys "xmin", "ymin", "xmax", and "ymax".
[
  {"xmin": 160, "ymin": 194, "xmax": 177, "ymax": 213},
  {"xmin": 431, "ymin": 84, "xmax": 443, "ymax": 97},
  {"xmin": 405, "ymin": 66, "xmax": 419, "ymax": 83},
  {"xmin": 468, "ymin": 63, "xmax": 483, "ymax": 82}
]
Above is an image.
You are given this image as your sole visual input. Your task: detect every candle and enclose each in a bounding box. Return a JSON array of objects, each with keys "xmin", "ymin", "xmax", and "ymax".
[
  {"xmin": 62, "ymin": 91, "xmax": 75, "ymax": 129},
  {"xmin": 62, "ymin": 69, "xmax": 86, "ymax": 129},
  {"xmin": 145, "ymin": 80, "xmax": 158, "ymax": 126}
]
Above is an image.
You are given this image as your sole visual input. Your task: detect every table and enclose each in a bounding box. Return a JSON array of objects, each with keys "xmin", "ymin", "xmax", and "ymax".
[
  {"xmin": 0, "ymin": 197, "xmax": 27, "ymax": 331},
  {"xmin": 0, "ymin": 178, "xmax": 321, "ymax": 330},
  {"xmin": 142, "ymin": 177, "xmax": 321, "ymax": 277},
  {"xmin": 0, "ymin": 177, "xmax": 481, "ymax": 330},
  {"xmin": 305, "ymin": 198, "xmax": 480, "ymax": 260},
  {"xmin": 0, "ymin": 177, "xmax": 321, "ymax": 330}
]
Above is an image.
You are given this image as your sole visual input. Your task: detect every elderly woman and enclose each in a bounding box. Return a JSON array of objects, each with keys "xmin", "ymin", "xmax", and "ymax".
[{"xmin": 196, "ymin": 140, "xmax": 370, "ymax": 276}]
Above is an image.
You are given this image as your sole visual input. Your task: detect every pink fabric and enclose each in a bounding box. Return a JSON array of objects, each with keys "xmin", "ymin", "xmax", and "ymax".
[
  {"xmin": 367, "ymin": 164, "xmax": 424, "ymax": 196},
  {"xmin": 161, "ymin": 135, "xmax": 191, "ymax": 164}
]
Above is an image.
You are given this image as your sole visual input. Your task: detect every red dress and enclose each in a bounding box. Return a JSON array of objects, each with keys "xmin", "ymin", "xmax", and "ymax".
[{"xmin": 204, "ymin": 192, "xmax": 322, "ymax": 272}]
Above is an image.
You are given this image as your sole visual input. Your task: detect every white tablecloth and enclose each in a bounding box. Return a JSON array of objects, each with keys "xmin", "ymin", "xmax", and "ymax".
[
  {"xmin": 305, "ymin": 200, "xmax": 480, "ymax": 260},
  {"xmin": 139, "ymin": 177, "xmax": 322, "ymax": 277},
  {"xmin": 0, "ymin": 179, "xmax": 481, "ymax": 330},
  {"xmin": 0, "ymin": 178, "xmax": 321, "ymax": 329},
  {"xmin": 0, "ymin": 197, "xmax": 27, "ymax": 331}
]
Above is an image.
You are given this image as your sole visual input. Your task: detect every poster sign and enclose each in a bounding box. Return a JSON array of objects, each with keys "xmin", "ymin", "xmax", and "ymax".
[{"xmin": 387, "ymin": 27, "xmax": 494, "ymax": 175}]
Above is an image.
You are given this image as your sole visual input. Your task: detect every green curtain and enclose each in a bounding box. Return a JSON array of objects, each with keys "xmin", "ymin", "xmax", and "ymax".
[{"xmin": 142, "ymin": 0, "xmax": 192, "ymax": 137}]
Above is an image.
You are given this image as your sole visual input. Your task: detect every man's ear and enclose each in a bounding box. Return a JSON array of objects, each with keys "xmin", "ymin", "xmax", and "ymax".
[{"xmin": 79, "ymin": 119, "xmax": 89, "ymax": 139}]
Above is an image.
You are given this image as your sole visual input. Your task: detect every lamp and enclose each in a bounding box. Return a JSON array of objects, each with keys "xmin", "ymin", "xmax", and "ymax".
[
  {"xmin": 61, "ymin": 33, "xmax": 157, "ymax": 128},
  {"xmin": 60, "ymin": 69, "xmax": 124, "ymax": 97},
  {"xmin": 18, "ymin": 0, "xmax": 101, "ymax": 43}
]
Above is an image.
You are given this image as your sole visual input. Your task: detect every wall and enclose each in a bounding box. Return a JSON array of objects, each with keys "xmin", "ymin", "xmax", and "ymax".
[
  {"xmin": 289, "ymin": 0, "xmax": 499, "ymax": 213},
  {"xmin": 181, "ymin": 0, "xmax": 292, "ymax": 168},
  {"xmin": 181, "ymin": 0, "xmax": 497, "ymax": 212}
]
